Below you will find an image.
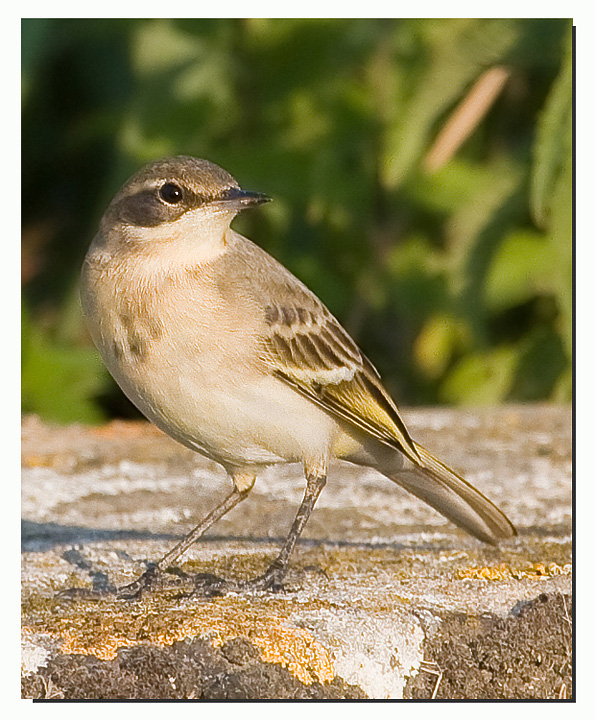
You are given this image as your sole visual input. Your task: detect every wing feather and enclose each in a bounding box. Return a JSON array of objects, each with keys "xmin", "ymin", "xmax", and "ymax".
[{"xmin": 262, "ymin": 302, "xmax": 420, "ymax": 464}]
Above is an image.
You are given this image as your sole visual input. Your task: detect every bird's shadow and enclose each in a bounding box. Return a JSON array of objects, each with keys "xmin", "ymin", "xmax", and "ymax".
[
  {"xmin": 22, "ymin": 519, "xmax": 534, "ymax": 598},
  {"xmin": 21, "ymin": 519, "xmax": 179, "ymax": 553},
  {"xmin": 21, "ymin": 518, "xmax": 456, "ymax": 555}
]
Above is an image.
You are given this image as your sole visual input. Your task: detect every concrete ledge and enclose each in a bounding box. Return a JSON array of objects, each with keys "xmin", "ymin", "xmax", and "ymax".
[{"xmin": 21, "ymin": 405, "xmax": 572, "ymax": 699}]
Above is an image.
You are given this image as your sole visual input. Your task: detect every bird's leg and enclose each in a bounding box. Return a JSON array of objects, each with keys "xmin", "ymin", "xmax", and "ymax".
[
  {"xmin": 117, "ymin": 475, "xmax": 255, "ymax": 599},
  {"xmin": 242, "ymin": 469, "xmax": 327, "ymax": 592},
  {"xmin": 58, "ymin": 474, "xmax": 254, "ymax": 601}
]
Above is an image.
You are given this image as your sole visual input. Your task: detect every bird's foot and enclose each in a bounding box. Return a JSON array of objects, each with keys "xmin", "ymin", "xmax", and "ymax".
[
  {"xmin": 57, "ymin": 564, "xmax": 161, "ymax": 601},
  {"xmin": 191, "ymin": 573, "xmax": 241, "ymax": 597},
  {"xmin": 58, "ymin": 563, "xmax": 288, "ymax": 601},
  {"xmin": 114, "ymin": 564, "xmax": 160, "ymax": 599},
  {"xmin": 240, "ymin": 564, "xmax": 286, "ymax": 593},
  {"xmin": 191, "ymin": 563, "xmax": 286, "ymax": 597}
]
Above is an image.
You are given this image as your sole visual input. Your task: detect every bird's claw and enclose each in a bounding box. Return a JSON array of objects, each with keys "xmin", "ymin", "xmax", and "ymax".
[
  {"xmin": 114, "ymin": 564, "xmax": 160, "ymax": 599},
  {"xmin": 57, "ymin": 564, "xmax": 160, "ymax": 601},
  {"xmin": 190, "ymin": 566, "xmax": 286, "ymax": 597}
]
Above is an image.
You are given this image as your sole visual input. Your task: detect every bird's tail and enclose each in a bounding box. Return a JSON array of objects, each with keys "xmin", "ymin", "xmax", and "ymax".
[{"xmin": 388, "ymin": 441, "xmax": 517, "ymax": 544}]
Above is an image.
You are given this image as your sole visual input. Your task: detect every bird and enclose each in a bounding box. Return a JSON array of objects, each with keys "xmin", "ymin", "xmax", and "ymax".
[{"xmin": 79, "ymin": 155, "xmax": 516, "ymax": 598}]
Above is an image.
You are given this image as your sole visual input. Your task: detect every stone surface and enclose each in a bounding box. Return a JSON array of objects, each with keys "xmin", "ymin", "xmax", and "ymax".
[{"xmin": 21, "ymin": 405, "xmax": 573, "ymax": 699}]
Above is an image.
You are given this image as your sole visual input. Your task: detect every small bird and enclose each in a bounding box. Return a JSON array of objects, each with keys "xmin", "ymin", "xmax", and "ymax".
[{"xmin": 80, "ymin": 156, "xmax": 516, "ymax": 598}]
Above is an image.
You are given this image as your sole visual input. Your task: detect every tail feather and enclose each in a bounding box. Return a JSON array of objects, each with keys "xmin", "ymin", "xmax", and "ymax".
[{"xmin": 390, "ymin": 442, "xmax": 516, "ymax": 544}]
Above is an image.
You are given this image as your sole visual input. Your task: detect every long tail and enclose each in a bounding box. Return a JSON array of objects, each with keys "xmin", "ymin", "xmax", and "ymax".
[{"xmin": 389, "ymin": 441, "xmax": 517, "ymax": 545}]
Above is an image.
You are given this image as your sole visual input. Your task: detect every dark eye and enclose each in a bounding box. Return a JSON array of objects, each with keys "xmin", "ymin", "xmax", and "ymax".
[{"xmin": 159, "ymin": 182, "xmax": 184, "ymax": 204}]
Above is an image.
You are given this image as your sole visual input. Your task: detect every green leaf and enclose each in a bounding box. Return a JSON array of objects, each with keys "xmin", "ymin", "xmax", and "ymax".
[
  {"xmin": 385, "ymin": 235, "xmax": 448, "ymax": 322},
  {"xmin": 409, "ymin": 158, "xmax": 496, "ymax": 215},
  {"xmin": 483, "ymin": 229, "xmax": 556, "ymax": 311},
  {"xmin": 529, "ymin": 22, "xmax": 572, "ymax": 362},
  {"xmin": 548, "ymin": 154, "xmax": 573, "ymax": 359},
  {"xmin": 381, "ymin": 18, "xmax": 524, "ymax": 189},
  {"xmin": 531, "ymin": 22, "xmax": 573, "ymax": 227},
  {"xmin": 448, "ymin": 161, "xmax": 527, "ymax": 344},
  {"xmin": 21, "ymin": 306, "xmax": 109, "ymax": 424},
  {"xmin": 414, "ymin": 313, "xmax": 466, "ymax": 379},
  {"xmin": 440, "ymin": 346, "xmax": 518, "ymax": 405},
  {"xmin": 509, "ymin": 326, "xmax": 567, "ymax": 401}
]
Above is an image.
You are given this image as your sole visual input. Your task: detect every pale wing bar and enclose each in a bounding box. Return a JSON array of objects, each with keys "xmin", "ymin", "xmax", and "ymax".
[{"xmin": 264, "ymin": 303, "xmax": 421, "ymax": 464}]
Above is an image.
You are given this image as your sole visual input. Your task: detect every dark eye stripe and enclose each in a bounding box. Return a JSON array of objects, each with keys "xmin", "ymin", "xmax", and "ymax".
[{"xmin": 114, "ymin": 189, "xmax": 178, "ymax": 227}]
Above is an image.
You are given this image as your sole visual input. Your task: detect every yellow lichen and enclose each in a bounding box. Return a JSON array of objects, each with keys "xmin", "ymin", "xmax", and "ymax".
[
  {"xmin": 250, "ymin": 622, "xmax": 334, "ymax": 685},
  {"xmin": 456, "ymin": 562, "xmax": 572, "ymax": 581},
  {"xmin": 23, "ymin": 596, "xmax": 335, "ymax": 686}
]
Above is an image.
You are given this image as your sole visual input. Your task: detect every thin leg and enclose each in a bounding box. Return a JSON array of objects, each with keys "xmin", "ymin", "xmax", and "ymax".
[
  {"xmin": 117, "ymin": 485, "xmax": 251, "ymax": 598},
  {"xmin": 156, "ymin": 488, "xmax": 248, "ymax": 570},
  {"xmin": 58, "ymin": 478, "xmax": 253, "ymax": 601},
  {"xmin": 242, "ymin": 470, "xmax": 327, "ymax": 592}
]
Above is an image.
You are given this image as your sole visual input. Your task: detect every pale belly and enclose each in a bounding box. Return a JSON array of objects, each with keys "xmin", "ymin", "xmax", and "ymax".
[{"xmin": 102, "ymin": 337, "xmax": 344, "ymax": 471}]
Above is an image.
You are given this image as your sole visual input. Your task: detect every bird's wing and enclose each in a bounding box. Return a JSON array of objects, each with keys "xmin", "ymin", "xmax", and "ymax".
[
  {"xmin": 259, "ymin": 297, "xmax": 516, "ymax": 544},
  {"xmin": 260, "ymin": 301, "xmax": 421, "ymax": 465}
]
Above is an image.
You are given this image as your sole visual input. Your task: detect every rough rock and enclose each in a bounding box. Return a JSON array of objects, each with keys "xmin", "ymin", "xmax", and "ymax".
[{"xmin": 21, "ymin": 405, "xmax": 572, "ymax": 699}]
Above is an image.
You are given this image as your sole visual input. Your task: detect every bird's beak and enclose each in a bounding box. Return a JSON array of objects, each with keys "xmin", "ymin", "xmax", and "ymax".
[{"xmin": 216, "ymin": 187, "xmax": 271, "ymax": 211}]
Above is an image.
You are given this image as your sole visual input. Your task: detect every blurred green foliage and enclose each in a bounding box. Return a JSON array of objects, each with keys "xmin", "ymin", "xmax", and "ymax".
[{"xmin": 21, "ymin": 18, "xmax": 573, "ymax": 423}]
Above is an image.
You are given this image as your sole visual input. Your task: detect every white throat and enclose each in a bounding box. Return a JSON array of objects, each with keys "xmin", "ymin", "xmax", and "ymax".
[{"xmin": 96, "ymin": 206, "xmax": 235, "ymax": 276}]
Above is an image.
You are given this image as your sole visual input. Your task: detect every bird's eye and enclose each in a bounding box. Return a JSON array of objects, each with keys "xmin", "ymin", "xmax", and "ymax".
[{"xmin": 159, "ymin": 182, "xmax": 184, "ymax": 204}]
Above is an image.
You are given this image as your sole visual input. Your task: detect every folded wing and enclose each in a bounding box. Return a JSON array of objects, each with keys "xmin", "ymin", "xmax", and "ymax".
[{"xmin": 261, "ymin": 300, "xmax": 516, "ymax": 543}]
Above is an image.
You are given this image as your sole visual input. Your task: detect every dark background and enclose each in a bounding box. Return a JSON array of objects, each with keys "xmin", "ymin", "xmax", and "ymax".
[{"xmin": 21, "ymin": 18, "xmax": 572, "ymax": 423}]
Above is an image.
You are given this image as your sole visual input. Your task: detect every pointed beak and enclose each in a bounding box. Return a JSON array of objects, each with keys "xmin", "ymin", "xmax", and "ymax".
[{"xmin": 217, "ymin": 186, "xmax": 271, "ymax": 211}]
